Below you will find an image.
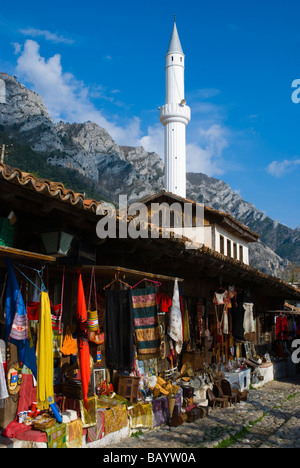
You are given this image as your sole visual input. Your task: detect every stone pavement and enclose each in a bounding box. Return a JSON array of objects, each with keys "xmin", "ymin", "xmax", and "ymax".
[
  {"xmin": 1, "ymin": 376, "xmax": 300, "ymax": 448},
  {"xmin": 106, "ymin": 376, "xmax": 300, "ymax": 449}
]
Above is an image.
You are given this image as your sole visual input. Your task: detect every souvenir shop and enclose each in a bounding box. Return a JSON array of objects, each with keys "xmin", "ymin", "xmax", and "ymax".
[
  {"xmin": 0, "ymin": 164, "xmax": 300, "ymax": 448},
  {"xmin": 1, "ymin": 250, "xmax": 299, "ymax": 448}
]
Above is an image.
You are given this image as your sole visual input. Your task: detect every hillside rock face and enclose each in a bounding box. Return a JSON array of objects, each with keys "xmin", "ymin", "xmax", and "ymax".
[{"xmin": 0, "ymin": 73, "xmax": 297, "ymax": 277}]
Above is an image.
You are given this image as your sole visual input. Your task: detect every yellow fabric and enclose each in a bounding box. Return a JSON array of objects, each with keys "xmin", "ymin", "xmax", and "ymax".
[
  {"xmin": 97, "ymin": 404, "xmax": 128, "ymax": 435},
  {"xmin": 66, "ymin": 419, "xmax": 83, "ymax": 448},
  {"xmin": 129, "ymin": 402, "xmax": 153, "ymax": 429},
  {"xmin": 183, "ymin": 302, "xmax": 190, "ymax": 342},
  {"xmin": 37, "ymin": 292, "xmax": 54, "ymax": 410}
]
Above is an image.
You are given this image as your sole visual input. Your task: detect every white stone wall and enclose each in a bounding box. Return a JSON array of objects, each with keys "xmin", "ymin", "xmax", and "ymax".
[{"xmin": 213, "ymin": 224, "xmax": 250, "ymax": 265}]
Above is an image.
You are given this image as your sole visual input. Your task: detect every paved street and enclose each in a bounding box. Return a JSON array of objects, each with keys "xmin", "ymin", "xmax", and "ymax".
[
  {"xmin": 1, "ymin": 376, "xmax": 300, "ymax": 448},
  {"xmin": 106, "ymin": 376, "xmax": 300, "ymax": 449}
]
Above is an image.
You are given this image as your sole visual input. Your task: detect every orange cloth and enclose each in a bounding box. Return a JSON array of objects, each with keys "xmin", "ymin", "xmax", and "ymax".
[
  {"xmin": 77, "ymin": 274, "xmax": 90, "ymax": 410},
  {"xmin": 60, "ymin": 326, "xmax": 77, "ymax": 356}
]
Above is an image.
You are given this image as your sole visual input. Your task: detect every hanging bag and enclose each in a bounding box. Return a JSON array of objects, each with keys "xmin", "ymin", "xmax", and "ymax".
[
  {"xmin": 87, "ymin": 268, "xmax": 98, "ymax": 331},
  {"xmin": 60, "ymin": 325, "xmax": 77, "ymax": 356},
  {"xmin": 87, "ymin": 268, "xmax": 102, "ymax": 344},
  {"xmin": 9, "ymin": 283, "xmax": 29, "ymax": 341}
]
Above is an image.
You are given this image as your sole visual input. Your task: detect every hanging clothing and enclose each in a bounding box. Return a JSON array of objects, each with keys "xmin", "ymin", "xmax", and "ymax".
[
  {"xmin": 37, "ymin": 291, "xmax": 54, "ymax": 410},
  {"xmin": 196, "ymin": 300, "xmax": 204, "ymax": 341},
  {"xmin": 0, "ymin": 346, "xmax": 9, "ymax": 407},
  {"xmin": 213, "ymin": 290, "xmax": 230, "ymax": 306},
  {"xmin": 132, "ymin": 286, "xmax": 161, "ymax": 360},
  {"xmin": 243, "ymin": 302, "xmax": 255, "ymax": 334},
  {"xmin": 213, "ymin": 290, "xmax": 230, "ymax": 336},
  {"xmin": 77, "ymin": 274, "xmax": 90, "ymax": 410},
  {"xmin": 223, "ymin": 308, "xmax": 229, "ymax": 335},
  {"xmin": 276, "ymin": 315, "xmax": 288, "ymax": 341},
  {"xmin": 4, "ymin": 258, "xmax": 37, "ymax": 378},
  {"xmin": 169, "ymin": 280, "xmax": 183, "ymax": 354},
  {"xmin": 182, "ymin": 300, "xmax": 190, "ymax": 342},
  {"xmin": 157, "ymin": 293, "xmax": 172, "ymax": 313},
  {"xmin": 228, "ymin": 285, "xmax": 238, "ymax": 307},
  {"xmin": 105, "ymin": 289, "xmax": 134, "ymax": 371}
]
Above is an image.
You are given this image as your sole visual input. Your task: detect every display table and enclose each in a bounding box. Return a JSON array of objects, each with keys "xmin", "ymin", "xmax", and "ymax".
[
  {"xmin": 252, "ymin": 363, "xmax": 274, "ymax": 389},
  {"xmin": 224, "ymin": 368, "xmax": 251, "ymax": 391}
]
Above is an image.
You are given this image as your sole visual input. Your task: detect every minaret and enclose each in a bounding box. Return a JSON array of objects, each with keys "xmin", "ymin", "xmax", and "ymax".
[{"xmin": 159, "ymin": 18, "xmax": 191, "ymax": 198}]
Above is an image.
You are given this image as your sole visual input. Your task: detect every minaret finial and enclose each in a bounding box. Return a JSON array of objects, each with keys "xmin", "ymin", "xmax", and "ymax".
[{"xmin": 174, "ymin": 13, "xmax": 176, "ymax": 23}]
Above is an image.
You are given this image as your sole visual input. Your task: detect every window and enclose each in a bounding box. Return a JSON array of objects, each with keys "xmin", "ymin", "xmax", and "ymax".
[
  {"xmin": 220, "ymin": 235, "xmax": 224, "ymax": 254},
  {"xmin": 233, "ymin": 243, "xmax": 237, "ymax": 259},
  {"xmin": 239, "ymin": 245, "xmax": 244, "ymax": 263},
  {"xmin": 227, "ymin": 239, "xmax": 231, "ymax": 258}
]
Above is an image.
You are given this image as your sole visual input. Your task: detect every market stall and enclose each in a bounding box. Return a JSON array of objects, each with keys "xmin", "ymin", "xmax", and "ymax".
[{"xmin": 1, "ymin": 256, "xmax": 300, "ymax": 448}]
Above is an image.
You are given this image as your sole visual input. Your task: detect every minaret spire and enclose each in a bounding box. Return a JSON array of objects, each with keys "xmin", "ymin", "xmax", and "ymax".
[{"xmin": 159, "ymin": 19, "xmax": 191, "ymax": 198}]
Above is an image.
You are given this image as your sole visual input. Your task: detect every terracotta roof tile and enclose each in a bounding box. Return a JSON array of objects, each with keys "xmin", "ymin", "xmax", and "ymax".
[{"xmin": 0, "ymin": 162, "xmax": 102, "ymax": 213}]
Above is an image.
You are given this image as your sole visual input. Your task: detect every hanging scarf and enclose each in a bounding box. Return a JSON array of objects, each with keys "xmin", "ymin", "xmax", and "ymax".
[
  {"xmin": 182, "ymin": 300, "xmax": 190, "ymax": 342},
  {"xmin": 196, "ymin": 300, "xmax": 203, "ymax": 342},
  {"xmin": 169, "ymin": 280, "xmax": 183, "ymax": 354},
  {"xmin": 77, "ymin": 274, "xmax": 90, "ymax": 410},
  {"xmin": 37, "ymin": 291, "xmax": 54, "ymax": 410},
  {"xmin": 4, "ymin": 258, "xmax": 37, "ymax": 378},
  {"xmin": 131, "ymin": 286, "xmax": 161, "ymax": 360}
]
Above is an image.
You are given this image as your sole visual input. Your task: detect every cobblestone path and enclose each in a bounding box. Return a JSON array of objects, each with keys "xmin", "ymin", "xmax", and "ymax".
[{"xmin": 106, "ymin": 376, "xmax": 300, "ymax": 449}]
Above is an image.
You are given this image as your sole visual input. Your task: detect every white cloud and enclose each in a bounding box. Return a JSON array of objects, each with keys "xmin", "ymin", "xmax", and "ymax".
[
  {"xmin": 19, "ymin": 28, "xmax": 74, "ymax": 45},
  {"xmin": 15, "ymin": 40, "xmax": 142, "ymax": 146},
  {"xmin": 186, "ymin": 124, "xmax": 229, "ymax": 175},
  {"xmin": 267, "ymin": 158, "xmax": 300, "ymax": 177},
  {"xmin": 138, "ymin": 123, "xmax": 164, "ymax": 156},
  {"xmin": 14, "ymin": 41, "xmax": 233, "ymax": 174},
  {"xmin": 12, "ymin": 42, "xmax": 22, "ymax": 55}
]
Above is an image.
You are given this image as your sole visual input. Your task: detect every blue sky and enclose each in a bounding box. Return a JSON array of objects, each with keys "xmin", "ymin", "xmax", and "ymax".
[{"xmin": 1, "ymin": 0, "xmax": 300, "ymax": 228}]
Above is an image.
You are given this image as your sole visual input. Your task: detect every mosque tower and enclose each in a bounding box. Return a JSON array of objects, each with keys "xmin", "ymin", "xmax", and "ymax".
[{"xmin": 159, "ymin": 18, "xmax": 191, "ymax": 198}]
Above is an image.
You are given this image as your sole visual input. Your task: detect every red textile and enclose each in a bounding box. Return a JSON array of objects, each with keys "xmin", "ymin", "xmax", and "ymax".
[
  {"xmin": 27, "ymin": 302, "xmax": 40, "ymax": 321},
  {"xmin": 1, "ymin": 374, "xmax": 46, "ymax": 443},
  {"xmin": 276, "ymin": 315, "xmax": 288, "ymax": 340},
  {"xmin": 2, "ymin": 421, "xmax": 46, "ymax": 442},
  {"xmin": 157, "ymin": 293, "xmax": 172, "ymax": 313},
  {"xmin": 77, "ymin": 274, "xmax": 90, "ymax": 410},
  {"xmin": 18, "ymin": 374, "xmax": 37, "ymax": 413}
]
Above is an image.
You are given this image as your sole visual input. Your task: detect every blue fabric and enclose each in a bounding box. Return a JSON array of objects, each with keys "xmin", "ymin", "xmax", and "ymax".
[{"xmin": 4, "ymin": 258, "xmax": 37, "ymax": 378}]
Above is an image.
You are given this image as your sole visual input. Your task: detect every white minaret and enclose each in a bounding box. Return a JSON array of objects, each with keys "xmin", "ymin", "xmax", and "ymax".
[{"xmin": 159, "ymin": 19, "xmax": 191, "ymax": 199}]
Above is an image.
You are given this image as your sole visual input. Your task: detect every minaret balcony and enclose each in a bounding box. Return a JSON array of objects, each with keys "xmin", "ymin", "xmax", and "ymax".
[{"xmin": 159, "ymin": 103, "xmax": 191, "ymax": 126}]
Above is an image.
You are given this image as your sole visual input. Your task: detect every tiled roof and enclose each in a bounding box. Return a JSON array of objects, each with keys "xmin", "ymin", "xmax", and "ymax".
[
  {"xmin": 138, "ymin": 190, "xmax": 260, "ymax": 241},
  {"xmin": 0, "ymin": 162, "xmax": 102, "ymax": 213}
]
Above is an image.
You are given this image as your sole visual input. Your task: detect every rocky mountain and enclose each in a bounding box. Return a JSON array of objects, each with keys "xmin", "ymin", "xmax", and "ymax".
[{"xmin": 0, "ymin": 72, "xmax": 298, "ymax": 278}]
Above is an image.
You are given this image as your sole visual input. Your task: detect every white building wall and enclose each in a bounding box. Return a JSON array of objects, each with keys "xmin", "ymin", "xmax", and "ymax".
[{"xmin": 213, "ymin": 224, "xmax": 249, "ymax": 265}]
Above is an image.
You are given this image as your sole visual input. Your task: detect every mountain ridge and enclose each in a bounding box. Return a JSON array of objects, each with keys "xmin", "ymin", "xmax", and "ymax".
[{"xmin": 0, "ymin": 72, "xmax": 297, "ymax": 278}]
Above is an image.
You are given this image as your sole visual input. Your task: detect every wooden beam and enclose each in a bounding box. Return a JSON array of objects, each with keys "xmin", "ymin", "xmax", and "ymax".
[
  {"xmin": 0, "ymin": 245, "xmax": 56, "ymax": 262},
  {"xmin": 80, "ymin": 265, "xmax": 184, "ymax": 282}
]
